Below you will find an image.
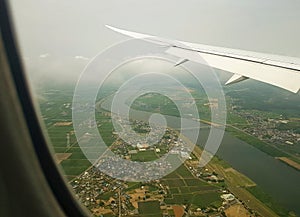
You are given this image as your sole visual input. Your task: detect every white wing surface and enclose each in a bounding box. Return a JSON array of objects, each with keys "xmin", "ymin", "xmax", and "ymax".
[{"xmin": 106, "ymin": 25, "xmax": 300, "ymax": 93}]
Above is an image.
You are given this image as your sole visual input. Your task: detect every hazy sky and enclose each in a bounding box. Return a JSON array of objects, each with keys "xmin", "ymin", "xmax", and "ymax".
[{"xmin": 9, "ymin": 0, "xmax": 300, "ymax": 83}]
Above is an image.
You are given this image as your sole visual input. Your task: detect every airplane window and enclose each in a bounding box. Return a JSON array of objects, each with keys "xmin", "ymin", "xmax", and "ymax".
[{"xmin": 9, "ymin": 1, "xmax": 300, "ymax": 217}]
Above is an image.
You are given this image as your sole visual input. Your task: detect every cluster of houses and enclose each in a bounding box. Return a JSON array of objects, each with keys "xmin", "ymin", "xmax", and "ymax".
[
  {"xmin": 71, "ymin": 168, "xmax": 126, "ymax": 215},
  {"xmin": 234, "ymin": 110, "xmax": 300, "ymax": 146}
]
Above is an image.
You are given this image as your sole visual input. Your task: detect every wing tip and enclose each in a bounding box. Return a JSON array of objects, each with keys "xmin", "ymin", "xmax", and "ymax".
[
  {"xmin": 105, "ymin": 24, "xmax": 119, "ymax": 32},
  {"xmin": 104, "ymin": 24, "xmax": 155, "ymax": 39}
]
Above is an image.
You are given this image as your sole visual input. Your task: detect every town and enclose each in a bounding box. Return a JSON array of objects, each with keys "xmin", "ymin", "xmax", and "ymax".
[{"xmin": 70, "ymin": 118, "xmax": 257, "ymax": 217}]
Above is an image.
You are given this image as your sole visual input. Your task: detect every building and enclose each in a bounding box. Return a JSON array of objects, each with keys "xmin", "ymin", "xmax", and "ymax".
[
  {"xmin": 137, "ymin": 143, "xmax": 149, "ymax": 151},
  {"xmin": 221, "ymin": 194, "xmax": 235, "ymax": 202}
]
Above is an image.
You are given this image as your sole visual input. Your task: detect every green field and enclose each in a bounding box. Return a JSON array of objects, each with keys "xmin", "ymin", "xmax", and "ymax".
[
  {"xmin": 38, "ymin": 85, "xmax": 98, "ymax": 179},
  {"xmin": 162, "ymin": 164, "xmax": 222, "ymax": 208},
  {"xmin": 130, "ymin": 93, "xmax": 180, "ymax": 118},
  {"xmin": 39, "ymin": 84, "xmax": 122, "ymax": 180},
  {"xmin": 138, "ymin": 200, "xmax": 162, "ymax": 217},
  {"xmin": 131, "ymin": 150, "xmax": 159, "ymax": 162},
  {"xmin": 47, "ymin": 126, "xmax": 92, "ymax": 180},
  {"xmin": 246, "ymin": 186, "xmax": 291, "ymax": 217},
  {"xmin": 225, "ymin": 82, "xmax": 300, "ymax": 118}
]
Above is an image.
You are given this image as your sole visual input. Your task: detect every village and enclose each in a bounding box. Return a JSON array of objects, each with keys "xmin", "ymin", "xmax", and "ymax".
[{"xmin": 232, "ymin": 110, "xmax": 300, "ymax": 147}]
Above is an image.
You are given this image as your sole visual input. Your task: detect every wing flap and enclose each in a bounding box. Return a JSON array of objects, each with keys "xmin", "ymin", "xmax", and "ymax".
[
  {"xmin": 174, "ymin": 58, "xmax": 189, "ymax": 67},
  {"xmin": 225, "ymin": 74, "xmax": 249, "ymax": 85}
]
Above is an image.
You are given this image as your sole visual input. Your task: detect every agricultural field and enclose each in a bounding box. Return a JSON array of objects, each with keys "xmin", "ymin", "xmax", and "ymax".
[
  {"xmin": 130, "ymin": 150, "xmax": 159, "ymax": 162},
  {"xmin": 37, "ymin": 83, "xmax": 130, "ymax": 181},
  {"xmin": 138, "ymin": 201, "xmax": 162, "ymax": 217},
  {"xmin": 162, "ymin": 165, "xmax": 222, "ymax": 208},
  {"xmin": 38, "ymin": 88, "xmax": 88, "ymax": 178}
]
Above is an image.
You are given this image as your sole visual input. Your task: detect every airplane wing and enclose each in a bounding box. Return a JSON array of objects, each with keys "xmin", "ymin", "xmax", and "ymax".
[{"xmin": 106, "ymin": 25, "xmax": 300, "ymax": 93}]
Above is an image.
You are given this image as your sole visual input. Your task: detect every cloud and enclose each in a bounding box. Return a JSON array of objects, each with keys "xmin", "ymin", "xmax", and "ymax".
[
  {"xmin": 24, "ymin": 55, "xmax": 88, "ymax": 86},
  {"xmin": 75, "ymin": 55, "xmax": 89, "ymax": 61},
  {"xmin": 39, "ymin": 53, "xmax": 50, "ymax": 58}
]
